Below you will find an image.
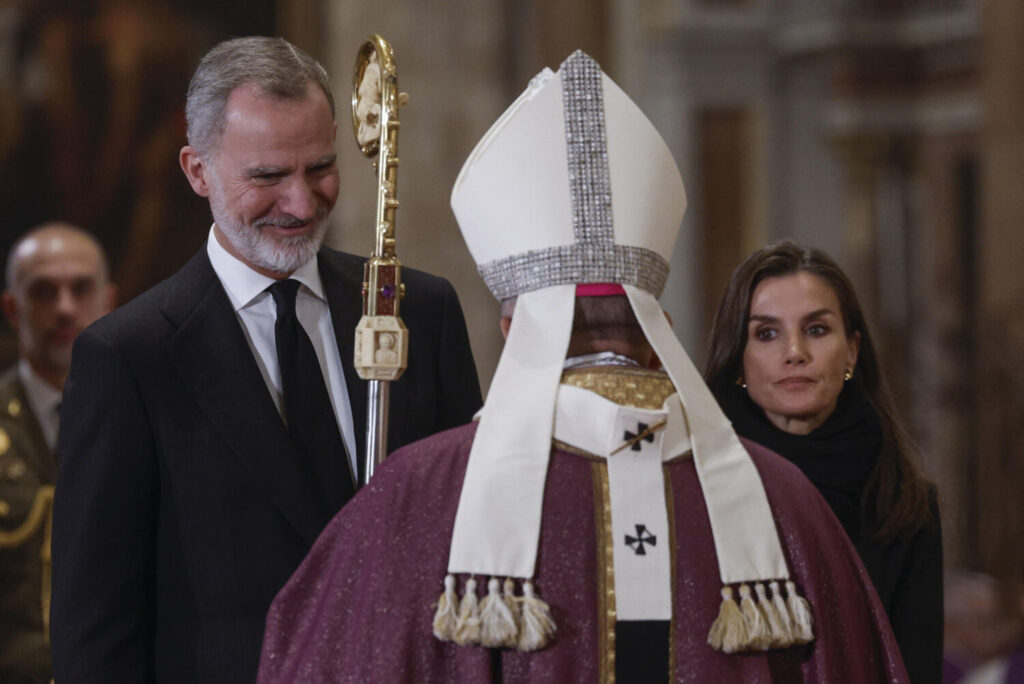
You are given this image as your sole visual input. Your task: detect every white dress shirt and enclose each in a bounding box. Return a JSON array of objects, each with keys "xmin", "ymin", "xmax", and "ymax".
[
  {"xmin": 205, "ymin": 228, "xmax": 358, "ymax": 479},
  {"xmin": 19, "ymin": 359, "xmax": 62, "ymax": 452}
]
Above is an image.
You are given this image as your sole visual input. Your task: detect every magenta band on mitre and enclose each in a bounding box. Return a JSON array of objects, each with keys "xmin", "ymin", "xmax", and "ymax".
[{"xmin": 576, "ymin": 283, "xmax": 626, "ymax": 297}]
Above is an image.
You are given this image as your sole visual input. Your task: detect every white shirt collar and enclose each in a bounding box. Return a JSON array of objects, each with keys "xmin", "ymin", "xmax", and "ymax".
[
  {"xmin": 206, "ymin": 225, "xmax": 325, "ymax": 310},
  {"xmin": 18, "ymin": 358, "xmax": 61, "ymax": 415}
]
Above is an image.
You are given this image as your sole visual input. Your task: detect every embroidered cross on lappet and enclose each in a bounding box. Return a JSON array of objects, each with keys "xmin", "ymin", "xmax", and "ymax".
[
  {"xmin": 625, "ymin": 524, "xmax": 657, "ymax": 556},
  {"xmin": 611, "ymin": 419, "xmax": 667, "ymax": 455}
]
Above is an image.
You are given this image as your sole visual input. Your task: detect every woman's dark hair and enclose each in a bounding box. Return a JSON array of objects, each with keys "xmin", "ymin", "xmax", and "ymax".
[{"xmin": 704, "ymin": 240, "xmax": 934, "ymax": 541}]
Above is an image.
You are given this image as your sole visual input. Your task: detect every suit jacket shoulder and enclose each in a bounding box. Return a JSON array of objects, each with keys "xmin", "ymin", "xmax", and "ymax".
[{"xmin": 83, "ymin": 248, "xmax": 220, "ymax": 355}]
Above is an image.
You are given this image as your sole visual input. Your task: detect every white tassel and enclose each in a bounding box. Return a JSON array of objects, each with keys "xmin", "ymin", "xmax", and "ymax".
[
  {"xmin": 769, "ymin": 581, "xmax": 795, "ymax": 645},
  {"xmin": 502, "ymin": 578, "xmax": 522, "ymax": 648},
  {"xmin": 432, "ymin": 574, "xmax": 458, "ymax": 642},
  {"xmin": 707, "ymin": 586, "xmax": 748, "ymax": 654},
  {"xmin": 755, "ymin": 581, "xmax": 790, "ymax": 647},
  {"xmin": 517, "ymin": 580, "xmax": 556, "ymax": 651},
  {"xmin": 785, "ymin": 581, "xmax": 815, "ymax": 644},
  {"xmin": 453, "ymin": 576, "xmax": 482, "ymax": 646},
  {"xmin": 738, "ymin": 583, "xmax": 769, "ymax": 650},
  {"xmin": 479, "ymin": 577, "xmax": 518, "ymax": 648}
]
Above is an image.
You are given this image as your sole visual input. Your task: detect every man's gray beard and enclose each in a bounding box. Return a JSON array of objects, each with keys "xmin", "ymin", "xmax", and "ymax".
[{"xmin": 212, "ymin": 201, "xmax": 329, "ymax": 275}]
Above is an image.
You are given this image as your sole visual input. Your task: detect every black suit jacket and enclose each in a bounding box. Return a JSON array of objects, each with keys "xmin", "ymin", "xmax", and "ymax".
[{"xmin": 50, "ymin": 247, "xmax": 482, "ymax": 683}]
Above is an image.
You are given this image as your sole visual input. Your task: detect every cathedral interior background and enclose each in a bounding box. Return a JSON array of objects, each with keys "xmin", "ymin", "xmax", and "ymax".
[{"xmin": 1, "ymin": 0, "xmax": 1021, "ymax": 588}]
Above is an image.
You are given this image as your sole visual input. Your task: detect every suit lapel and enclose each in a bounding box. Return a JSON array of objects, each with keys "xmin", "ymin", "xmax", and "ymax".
[
  {"xmin": 164, "ymin": 252, "xmax": 325, "ymax": 546},
  {"xmin": 318, "ymin": 250, "xmax": 368, "ymax": 484}
]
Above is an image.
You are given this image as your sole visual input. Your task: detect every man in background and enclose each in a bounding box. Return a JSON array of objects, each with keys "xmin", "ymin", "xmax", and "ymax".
[
  {"xmin": 0, "ymin": 223, "xmax": 113, "ymax": 683},
  {"xmin": 50, "ymin": 36, "xmax": 481, "ymax": 683}
]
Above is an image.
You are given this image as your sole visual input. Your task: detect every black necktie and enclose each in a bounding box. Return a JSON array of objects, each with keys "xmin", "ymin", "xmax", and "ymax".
[{"xmin": 269, "ymin": 279, "xmax": 355, "ymax": 520}]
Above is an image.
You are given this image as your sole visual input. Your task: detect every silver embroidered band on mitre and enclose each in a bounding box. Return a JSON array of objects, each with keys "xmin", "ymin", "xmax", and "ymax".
[{"xmin": 475, "ymin": 50, "xmax": 669, "ymax": 301}]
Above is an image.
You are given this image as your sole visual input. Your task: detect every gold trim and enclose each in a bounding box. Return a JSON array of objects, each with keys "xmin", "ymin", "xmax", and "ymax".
[
  {"xmin": 7, "ymin": 398, "xmax": 21, "ymax": 417},
  {"xmin": 592, "ymin": 462, "xmax": 616, "ymax": 683},
  {"xmin": 555, "ymin": 441, "xmax": 692, "ymax": 465},
  {"xmin": 0, "ymin": 485, "xmax": 54, "ymax": 547},
  {"xmin": 664, "ymin": 467, "xmax": 677, "ymax": 678},
  {"xmin": 0, "ymin": 427, "xmax": 9, "ymax": 455},
  {"xmin": 351, "ymin": 35, "xmax": 397, "ymax": 158},
  {"xmin": 5, "ymin": 458, "xmax": 26, "ymax": 480},
  {"xmin": 0, "ymin": 485, "xmax": 55, "ymax": 643},
  {"xmin": 561, "ymin": 366, "xmax": 676, "ymax": 409},
  {"xmin": 553, "ymin": 440, "xmax": 604, "ymax": 461}
]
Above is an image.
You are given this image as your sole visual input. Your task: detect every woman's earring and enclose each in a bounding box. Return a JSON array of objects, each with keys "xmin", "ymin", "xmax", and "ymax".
[
  {"xmin": 736, "ymin": 376, "xmax": 747, "ymax": 389},
  {"xmin": 843, "ymin": 368, "xmax": 853, "ymax": 382}
]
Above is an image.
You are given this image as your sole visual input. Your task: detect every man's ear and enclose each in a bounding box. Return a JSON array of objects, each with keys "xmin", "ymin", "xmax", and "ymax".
[
  {"xmin": 180, "ymin": 146, "xmax": 212, "ymax": 197},
  {"xmin": 1, "ymin": 291, "xmax": 18, "ymax": 331},
  {"xmin": 499, "ymin": 317, "xmax": 512, "ymax": 340}
]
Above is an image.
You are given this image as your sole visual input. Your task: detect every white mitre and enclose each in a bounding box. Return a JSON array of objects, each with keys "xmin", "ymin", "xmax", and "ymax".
[{"xmin": 432, "ymin": 50, "xmax": 814, "ymax": 656}]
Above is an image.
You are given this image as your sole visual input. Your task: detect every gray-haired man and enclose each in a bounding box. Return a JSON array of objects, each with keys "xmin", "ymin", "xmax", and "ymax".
[{"xmin": 50, "ymin": 36, "xmax": 481, "ymax": 683}]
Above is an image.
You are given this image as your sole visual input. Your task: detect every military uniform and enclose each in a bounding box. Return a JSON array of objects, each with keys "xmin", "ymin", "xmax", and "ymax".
[{"xmin": 0, "ymin": 366, "xmax": 55, "ymax": 684}]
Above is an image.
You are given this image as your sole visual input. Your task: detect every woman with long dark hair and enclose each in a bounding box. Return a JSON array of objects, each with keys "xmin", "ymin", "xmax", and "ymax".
[{"xmin": 705, "ymin": 241, "xmax": 942, "ymax": 683}]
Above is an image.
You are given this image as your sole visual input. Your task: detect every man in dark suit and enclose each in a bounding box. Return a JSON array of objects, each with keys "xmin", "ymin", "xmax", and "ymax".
[{"xmin": 50, "ymin": 37, "xmax": 482, "ymax": 683}]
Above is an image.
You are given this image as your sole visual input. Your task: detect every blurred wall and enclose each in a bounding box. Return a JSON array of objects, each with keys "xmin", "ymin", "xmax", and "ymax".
[
  {"xmin": 0, "ymin": 0, "xmax": 1018, "ymax": 577},
  {"xmin": 611, "ymin": 0, "xmax": 992, "ymax": 571},
  {"xmin": 0, "ymin": 0, "xmax": 278, "ymax": 367},
  {"xmin": 977, "ymin": 0, "xmax": 1024, "ymax": 587}
]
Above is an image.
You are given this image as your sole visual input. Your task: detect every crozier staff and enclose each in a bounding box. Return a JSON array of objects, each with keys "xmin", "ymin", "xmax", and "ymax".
[
  {"xmin": 704, "ymin": 241, "xmax": 942, "ymax": 684},
  {"xmin": 350, "ymin": 35, "xmax": 409, "ymax": 481}
]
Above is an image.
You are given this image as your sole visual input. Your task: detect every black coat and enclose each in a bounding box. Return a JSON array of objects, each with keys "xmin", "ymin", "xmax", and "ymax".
[
  {"xmin": 50, "ymin": 247, "xmax": 483, "ymax": 683},
  {"xmin": 856, "ymin": 494, "xmax": 943, "ymax": 684}
]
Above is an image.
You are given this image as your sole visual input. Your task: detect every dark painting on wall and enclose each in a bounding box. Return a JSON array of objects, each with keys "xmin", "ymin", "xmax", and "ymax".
[{"xmin": 0, "ymin": 0, "xmax": 277, "ymax": 368}]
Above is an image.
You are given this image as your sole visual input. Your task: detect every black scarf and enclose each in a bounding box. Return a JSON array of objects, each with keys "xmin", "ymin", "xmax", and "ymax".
[{"xmin": 710, "ymin": 375, "xmax": 882, "ymax": 542}]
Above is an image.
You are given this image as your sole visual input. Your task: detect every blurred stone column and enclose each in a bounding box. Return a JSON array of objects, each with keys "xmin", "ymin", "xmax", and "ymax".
[
  {"xmin": 832, "ymin": 132, "xmax": 915, "ymax": 410},
  {"xmin": 824, "ymin": 1, "xmax": 982, "ymax": 567},
  {"xmin": 977, "ymin": 0, "xmax": 1024, "ymax": 584}
]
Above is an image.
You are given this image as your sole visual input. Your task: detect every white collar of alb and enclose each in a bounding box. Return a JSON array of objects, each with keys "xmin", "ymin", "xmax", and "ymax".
[
  {"xmin": 553, "ymin": 383, "xmax": 689, "ymax": 461},
  {"xmin": 562, "ymin": 351, "xmax": 642, "ymax": 369}
]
